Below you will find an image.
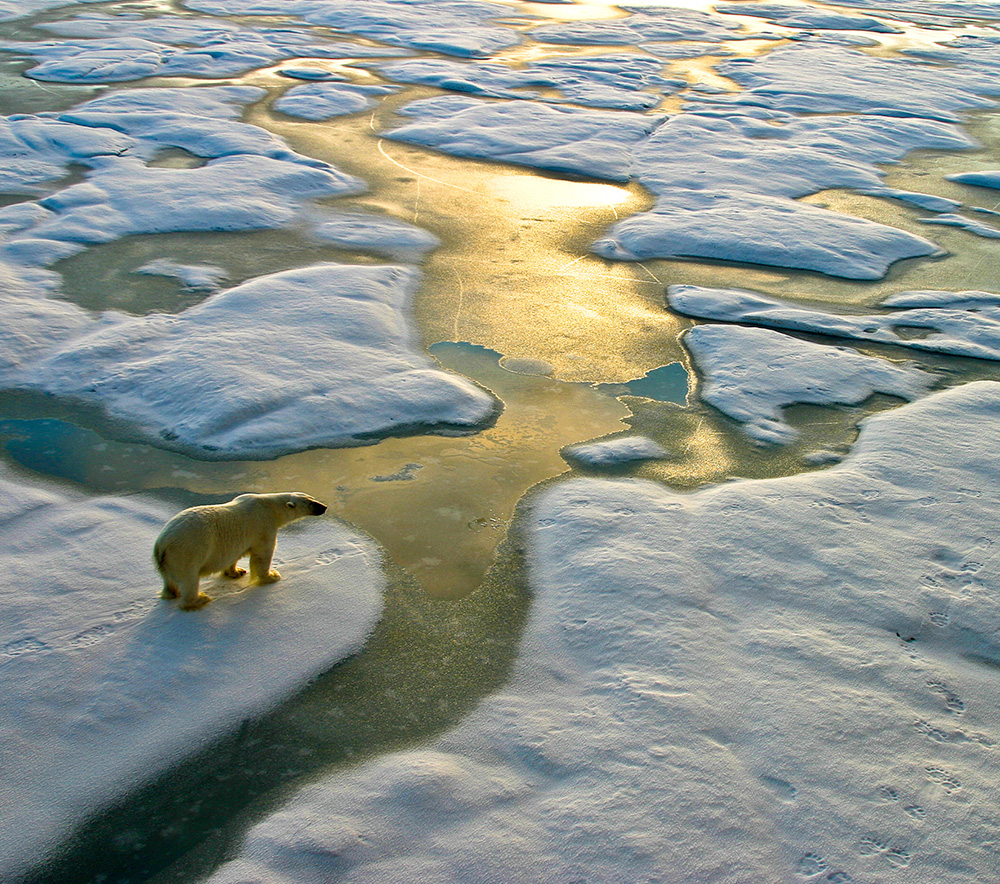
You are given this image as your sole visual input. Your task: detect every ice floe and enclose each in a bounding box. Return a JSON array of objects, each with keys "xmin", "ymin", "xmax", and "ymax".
[
  {"xmin": 204, "ymin": 382, "xmax": 1000, "ymax": 884},
  {"xmin": 530, "ymin": 7, "xmax": 741, "ymax": 46},
  {"xmin": 919, "ymin": 212, "xmax": 1000, "ymax": 239},
  {"xmin": 669, "ymin": 284, "xmax": 1000, "ymax": 362},
  {"xmin": 711, "ymin": 44, "xmax": 1000, "ymax": 121},
  {"xmin": 683, "ymin": 323, "xmax": 936, "ymax": 444},
  {"xmin": 947, "ymin": 169, "xmax": 1000, "ymax": 189},
  {"xmin": 387, "ymin": 97, "xmax": 659, "ymax": 182},
  {"xmin": 19, "ymin": 264, "xmax": 499, "ymax": 458},
  {"xmin": 307, "ymin": 211, "xmax": 441, "ymax": 260},
  {"xmin": 0, "ymin": 13, "xmax": 403, "ymax": 83},
  {"xmin": 274, "ymin": 82, "xmax": 391, "ymax": 120},
  {"xmin": 375, "ymin": 54, "xmax": 680, "ymax": 110},
  {"xmin": 0, "ymin": 463, "xmax": 385, "ymax": 881},
  {"xmin": 133, "ymin": 258, "xmax": 229, "ymax": 290},
  {"xmin": 592, "ymin": 190, "xmax": 941, "ymax": 278},
  {"xmin": 562, "ymin": 435, "xmax": 669, "ymax": 467},
  {"xmin": 183, "ymin": 0, "xmax": 522, "ymax": 58},
  {"xmin": 713, "ymin": 2, "xmax": 903, "ymax": 33}
]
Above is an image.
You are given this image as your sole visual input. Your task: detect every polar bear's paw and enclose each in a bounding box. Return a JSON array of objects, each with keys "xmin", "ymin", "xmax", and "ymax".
[
  {"xmin": 256, "ymin": 570, "xmax": 282, "ymax": 585},
  {"xmin": 160, "ymin": 585, "xmax": 180, "ymax": 599},
  {"xmin": 180, "ymin": 593, "xmax": 213, "ymax": 611},
  {"xmin": 223, "ymin": 565, "xmax": 247, "ymax": 579}
]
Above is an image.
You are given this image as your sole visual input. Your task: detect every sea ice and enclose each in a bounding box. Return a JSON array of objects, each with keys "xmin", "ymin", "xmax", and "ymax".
[
  {"xmin": 714, "ymin": 44, "xmax": 999, "ymax": 121},
  {"xmin": 375, "ymin": 54, "xmax": 679, "ymax": 110},
  {"xmin": 0, "ymin": 463, "xmax": 385, "ymax": 881},
  {"xmin": 387, "ymin": 98, "xmax": 660, "ymax": 182},
  {"xmin": 683, "ymin": 323, "xmax": 936, "ymax": 444},
  {"xmin": 203, "ymin": 382, "xmax": 1000, "ymax": 884},
  {"xmin": 669, "ymin": 284, "xmax": 1000, "ymax": 362},
  {"xmin": 19, "ymin": 263, "xmax": 499, "ymax": 458},
  {"xmin": 919, "ymin": 212, "xmax": 1000, "ymax": 239},
  {"xmin": 133, "ymin": 258, "xmax": 229, "ymax": 290},
  {"xmin": 713, "ymin": 3, "xmax": 903, "ymax": 33},
  {"xmin": 592, "ymin": 190, "xmax": 941, "ymax": 279},
  {"xmin": 182, "ymin": 0, "xmax": 522, "ymax": 58},
  {"xmin": 307, "ymin": 211, "xmax": 440, "ymax": 260},
  {"xmin": 562, "ymin": 435, "xmax": 669, "ymax": 467},
  {"xmin": 274, "ymin": 82, "xmax": 382, "ymax": 120},
  {"xmin": 947, "ymin": 169, "xmax": 1000, "ymax": 189},
  {"xmin": 530, "ymin": 8, "xmax": 740, "ymax": 45}
]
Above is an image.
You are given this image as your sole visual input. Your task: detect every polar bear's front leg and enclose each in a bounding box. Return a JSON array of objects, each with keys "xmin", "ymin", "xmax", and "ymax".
[{"xmin": 249, "ymin": 538, "xmax": 281, "ymax": 585}]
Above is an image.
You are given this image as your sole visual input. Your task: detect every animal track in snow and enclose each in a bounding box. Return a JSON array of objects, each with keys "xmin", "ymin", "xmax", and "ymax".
[
  {"xmin": 3, "ymin": 637, "xmax": 49, "ymax": 658},
  {"xmin": 927, "ymin": 679, "xmax": 966, "ymax": 714},
  {"xmin": 926, "ymin": 766, "xmax": 962, "ymax": 793},
  {"xmin": 904, "ymin": 804, "xmax": 926, "ymax": 820},
  {"xmin": 876, "ymin": 784, "xmax": 900, "ymax": 802},
  {"xmin": 797, "ymin": 852, "xmax": 828, "ymax": 877}
]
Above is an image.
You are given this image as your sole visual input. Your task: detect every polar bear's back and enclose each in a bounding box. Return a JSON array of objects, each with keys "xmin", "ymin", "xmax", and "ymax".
[{"xmin": 154, "ymin": 500, "xmax": 269, "ymax": 577}]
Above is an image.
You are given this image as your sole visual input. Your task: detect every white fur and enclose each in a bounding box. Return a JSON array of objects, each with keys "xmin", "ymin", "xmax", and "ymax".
[{"xmin": 153, "ymin": 492, "xmax": 327, "ymax": 610}]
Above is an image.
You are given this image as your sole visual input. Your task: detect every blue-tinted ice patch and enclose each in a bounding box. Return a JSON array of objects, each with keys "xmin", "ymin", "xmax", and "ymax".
[
  {"xmin": 307, "ymin": 210, "xmax": 441, "ymax": 260},
  {"xmin": 919, "ymin": 213, "xmax": 1000, "ymax": 239},
  {"xmin": 683, "ymin": 323, "xmax": 936, "ymax": 444},
  {"xmin": 670, "ymin": 284, "xmax": 1000, "ymax": 362}
]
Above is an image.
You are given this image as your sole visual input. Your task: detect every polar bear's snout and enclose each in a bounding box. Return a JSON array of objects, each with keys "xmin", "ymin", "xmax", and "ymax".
[{"xmin": 154, "ymin": 491, "xmax": 329, "ymax": 611}]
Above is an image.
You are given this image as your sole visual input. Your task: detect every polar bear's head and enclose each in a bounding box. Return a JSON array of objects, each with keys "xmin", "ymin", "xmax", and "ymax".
[{"xmin": 238, "ymin": 491, "xmax": 328, "ymax": 528}]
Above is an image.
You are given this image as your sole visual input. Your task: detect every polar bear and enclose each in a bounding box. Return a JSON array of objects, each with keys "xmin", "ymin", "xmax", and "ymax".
[{"xmin": 154, "ymin": 492, "xmax": 328, "ymax": 610}]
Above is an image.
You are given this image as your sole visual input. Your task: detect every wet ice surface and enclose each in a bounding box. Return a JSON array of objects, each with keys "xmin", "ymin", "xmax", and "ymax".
[
  {"xmin": 206, "ymin": 384, "xmax": 1000, "ymax": 884},
  {"xmin": 0, "ymin": 463, "xmax": 385, "ymax": 881},
  {"xmin": 3, "ymin": 0, "xmax": 1000, "ymax": 881}
]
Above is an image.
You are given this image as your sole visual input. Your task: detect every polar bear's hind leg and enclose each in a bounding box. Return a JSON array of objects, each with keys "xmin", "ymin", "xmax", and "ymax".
[{"xmin": 223, "ymin": 564, "xmax": 247, "ymax": 578}]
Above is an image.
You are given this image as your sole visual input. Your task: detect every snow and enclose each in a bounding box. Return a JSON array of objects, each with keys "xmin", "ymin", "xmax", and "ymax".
[
  {"xmin": 683, "ymin": 323, "xmax": 937, "ymax": 444},
  {"xmin": 530, "ymin": 8, "xmax": 740, "ymax": 45},
  {"xmin": 669, "ymin": 284, "xmax": 1000, "ymax": 362},
  {"xmin": 712, "ymin": 44, "xmax": 1000, "ymax": 121},
  {"xmin": 592, "ymin": 189, "xmax": 942, "ymax": 278},
  {"xmin": 133, "ymin": 259, "xmax": 229, "ymax": 290},
  {"xmin": 713, "ymin": 2, "xmax": 903, "ymax": 33},
  {"xmin": 0, "ymin": 14, "xmax": 404, "ymax": 83},
  {"xmin": 19, "ymin": 264, "xmax": 499, "ymax": 458},
  {"xmin": 203, "ymin": 382, "xmax": 1000, "ymax": 884},
  {"xmin": 274, "ymin": 82, "xmax": 382, "ymax": 120},
  {"xmin": 0, "ymin": 463, "xmax": 386, "ymax": 881},
  {"xmin": 375, "ymin": 54, "xmax": 679, "ymax": 111},
  {"xmin": 561, "ymin": 435, "xmax": 670, "ymax": 467},
  {"xmin": 919, "ymin": 212, "xmax": 1000, "ymax": 238},
  {"xmin": 948, "ymin": 169, "xmax": 1000, "ymax": 189},
  {"xmin": 387, "ymin": 98, "xmax": 660, "ymax": 182},
  {"xmin": 307, "ymin": 212, "xmax": 441, "ymax": 260},
  {"xmin": 182, "ymin": 0, "xmax": 522, "ymax": 58}
]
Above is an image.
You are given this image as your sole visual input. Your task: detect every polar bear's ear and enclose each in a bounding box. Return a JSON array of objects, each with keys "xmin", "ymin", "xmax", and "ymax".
[{"xmin": 286, "ymin": 500, "xmax": 297, "ymax": 509}]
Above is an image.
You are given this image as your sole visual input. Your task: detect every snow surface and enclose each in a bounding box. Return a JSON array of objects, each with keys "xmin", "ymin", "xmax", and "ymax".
[
  {"xmin": 133, "ymin": 258, "xmax": 229, "ymax": 290},
  {"xmin": 561, "ymin": 435, "xmax": 669, "ymax": 467},
  {"xmin": 203, "ymin": 382, "xmax": 1000, "ymax": 884},
  {"xmin": 530, "ymin": 8, "xmax": 740, "ymax": 45},
  {"xmin": 182, "ymin": 0, "xmax": 522, "ymax": 58},
  {"xmin": 710, "ymin": 44, "xmax": 1000, "ymax": 121},
  {"xmin": 375, "ymin": 55, "xmax": 680, "ymax": 111},
  {"xmin": 683, "ymin": 323, "xmax": 936, "ymax": 444},
  {"xmin": 948, "ymin": 169, "xmax": 1000, "ymax": 189},
  {"xmin": 669, "ymin": 284, "xmax": 1000, "ymax": 362},
  {"xmin": 713, "ymin": 2, "xmax": 903, "ymax": 33},
  {"xmin": 274, "ymin": 82, "xmax": 386, "ymax": 120},
  {"xmin": 19, "ymin": 264, "xmax": 499, "ymax": 458},
  {"xmin": 0, "ymin": 14, "xmax": 408, "ymax": 83},
  {"xmin": 387, "ymin": 98, "xmax": 660, "ymax": 182},
  {"xmin": 0, "ymin": 463, "xmax": 386, "ymax": 881}
]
